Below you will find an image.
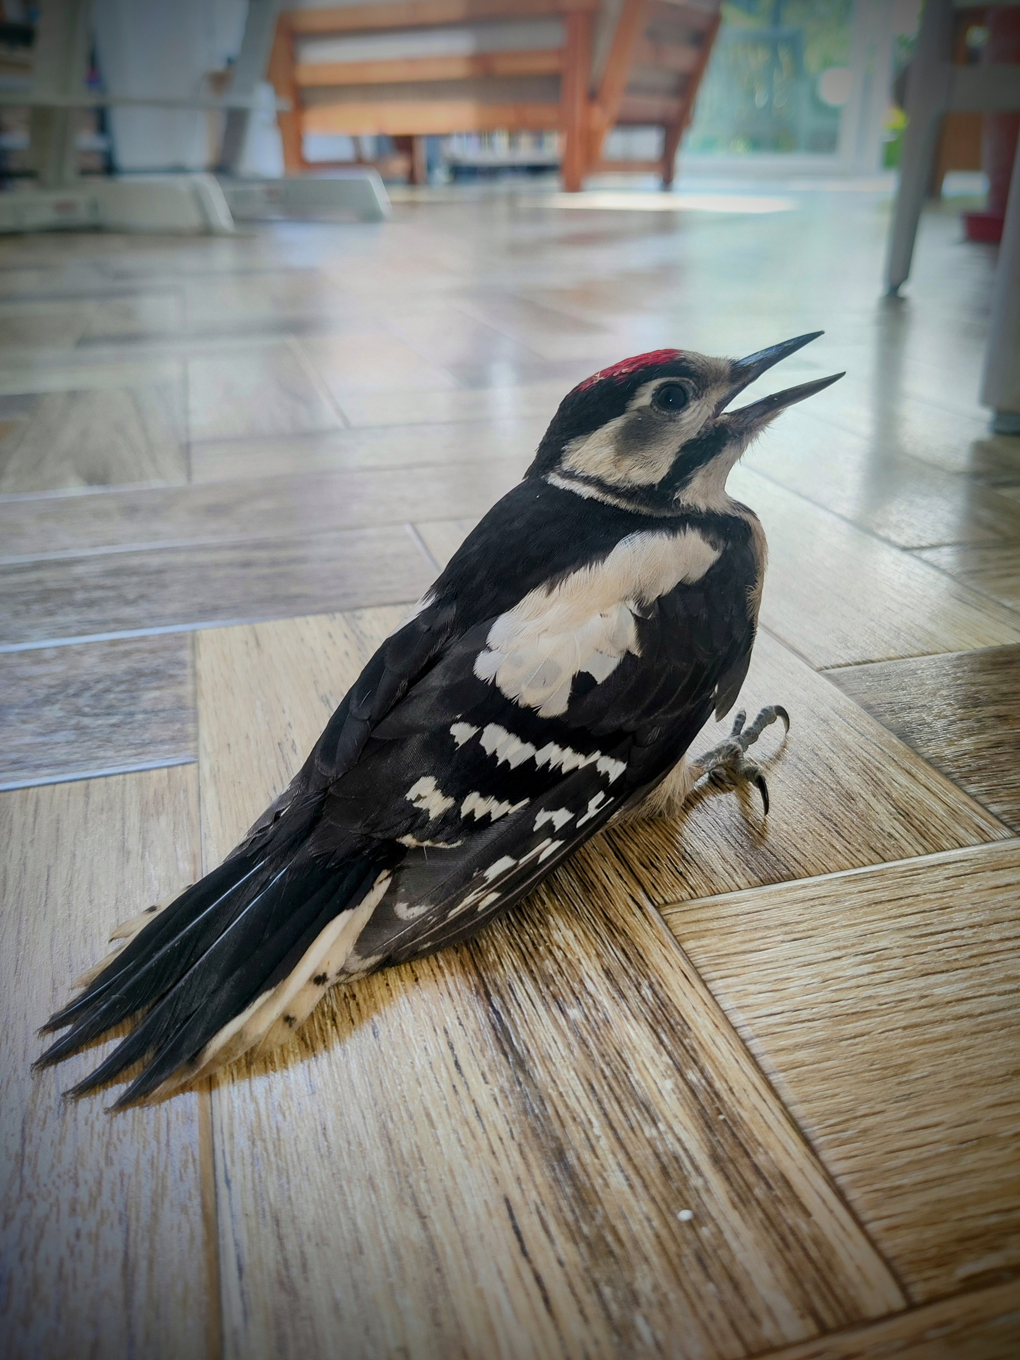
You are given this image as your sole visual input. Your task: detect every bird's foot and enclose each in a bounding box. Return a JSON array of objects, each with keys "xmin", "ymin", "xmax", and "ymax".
[{"xmin": 691, "ymin": 705, "xmax": 790, "ymax": 815}]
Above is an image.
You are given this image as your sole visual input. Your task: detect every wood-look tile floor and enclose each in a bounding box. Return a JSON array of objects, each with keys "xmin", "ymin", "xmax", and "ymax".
[{"xmin": 1, "ymin": 180, "xmax": 1017, "ymax": 1360}]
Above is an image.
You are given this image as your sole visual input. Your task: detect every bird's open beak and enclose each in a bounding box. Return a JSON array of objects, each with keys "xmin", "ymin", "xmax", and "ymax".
[{"xmin": 717, "ymin": 331, "xmax": 844, "ymax": 429}]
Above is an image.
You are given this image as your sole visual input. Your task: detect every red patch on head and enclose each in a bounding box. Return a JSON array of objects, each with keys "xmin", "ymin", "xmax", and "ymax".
[{"xmin": 575, "ymin": 349, "xmax": 685, "ymax": 392}]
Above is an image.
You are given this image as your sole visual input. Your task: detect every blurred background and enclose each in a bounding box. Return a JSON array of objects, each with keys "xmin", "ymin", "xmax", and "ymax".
[{"xmin": 0, "ymin": 0, "xmax": 931, "ymax": 182}]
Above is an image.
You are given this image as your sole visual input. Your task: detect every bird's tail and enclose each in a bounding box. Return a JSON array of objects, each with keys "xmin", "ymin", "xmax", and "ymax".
[{"xmin": 36, "ymin": 810, "xmax": 397, "ymax": 1107}]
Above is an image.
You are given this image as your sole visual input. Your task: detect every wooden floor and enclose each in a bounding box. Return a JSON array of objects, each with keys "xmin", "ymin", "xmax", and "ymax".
[{"xmin": 1, "ymin": 180, "xmax": 1018, "ymax": 1360}]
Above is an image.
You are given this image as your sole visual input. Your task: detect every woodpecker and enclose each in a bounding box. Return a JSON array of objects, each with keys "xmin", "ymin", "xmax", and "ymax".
[{"xmin": 38, "ymin": 333, "xmax": 842, "ymax": 1106}]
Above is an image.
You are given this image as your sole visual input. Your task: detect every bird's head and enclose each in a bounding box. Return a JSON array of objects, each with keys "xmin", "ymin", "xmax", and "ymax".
[{"xmin": 528, "ymin": 332, "xmax": 843, "ymax": 513}]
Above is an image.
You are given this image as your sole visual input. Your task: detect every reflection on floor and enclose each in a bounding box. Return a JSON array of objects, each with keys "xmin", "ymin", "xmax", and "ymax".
[{"xmin": 1, "ymin": 179, "xmax": 1018, "ymax": 1360}]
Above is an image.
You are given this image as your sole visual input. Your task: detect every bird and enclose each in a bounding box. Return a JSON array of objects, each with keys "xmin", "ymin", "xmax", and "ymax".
[{"xmin": 37, "ymin": 332, "xmax": 842, "ymax": 1107}]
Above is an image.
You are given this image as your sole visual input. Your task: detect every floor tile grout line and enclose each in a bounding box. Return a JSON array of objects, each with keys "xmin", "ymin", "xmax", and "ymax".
[
  {"xmin": 198, "ymin": 1082, "xmax": 224, "ymax": 1360},
  {"xmin": 0, "ymin": 601, "xmax": 424, "ymax": 653},
  {"xmin": 0, "ymin": 477, "xmax": 175, "ymax": 506},
  {"xmin": 405, "ymin": 521, "xmax": 443, "ymax": 575},
  {"xmin": 817, "ymin": 658, "xmax": 1020, "ymax": 836},
  {"xmin": 376, "ymin": 299, "xmax": 553, "ymax": 371},
  {"xmin": 0, "ymin": 442, "xmax": 535, "ymax": 510},
  {"xmin": 284, "ymin": 334, "xmax": 352, "ymax": 430},
  {"xmin": 758, "ymin": 616, "xmax": 1020, "ymax": 674},
  {"xmin": 795, "ymin": 381, "xmax": 1011, "ymax": 451},
  {"xmin": 183, "ymin": 413, "xmax": 550, "ymax": 453},
  {"xmin": 756, "ymin": 621, "xmax": 825, "ymax": 673},
  {"xmin": 0, "ymin": 505, "xmax": 485, "ymax": 568},
  {"xmin": 182, "ymin": 340, "xmax": 194, "ymax": 485},
  {"xmin": 651, "ymin": 838, "xmax": 1020, "ymax": 918},
  {"xmin": 741, "ymin": 1277, "xmax": 1020, "ymax": 1360},
  {"xmin": 632, "ymin": 882, "xmax": 912, "ymax": 1311},
  {"xmin": 902, "ymin": 545, "xmax": 1020, "ymax": 620},
  {"xmin": 6, "ymin": 600, "xmax": 1011, "ymax": 661},
  {"xmin": 818, "ymin": 640, "xmax": 1020, "ymax": 673},
  {"xmin": 744, "ymin": 461, "xmax": 1020, "ymax": 570},
  {"xmin": 0, "ymin": 754, "xmax": 197, "ymax": 792},
  {"xmin": 0, "ymin": 460, "xmax": 526, "ymax": 565}
]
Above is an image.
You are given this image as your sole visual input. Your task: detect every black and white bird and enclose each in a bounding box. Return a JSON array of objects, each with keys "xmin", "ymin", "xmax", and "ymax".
[{"xmin": 38, "ymin": 333, "xmax": 842, "ymax": 1106}]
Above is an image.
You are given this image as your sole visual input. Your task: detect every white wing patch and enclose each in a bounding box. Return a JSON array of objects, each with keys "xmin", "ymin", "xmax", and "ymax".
[
  {"xmin": 484, "ymin": 855, "xmax": 518, "ymax": 881},
  {"xmin": 577, "ymin": 791, "xmax": 609, "ymax": 826},
  {"xmin": 476, "ymin": 721, "xmax": 619, "ymax": 780},
  {"xmin": 479, "ymin": 722, "xmax": 538, "ymax": 768},
  {"xmin": 596, "ymin": 755, "xmax": 626, "ymax": 782},
  {"xmin": 534, "ymin": 807, "xmax": 574, "ymax": 832},
  {"xmin": 405, "ymin": 776, "xmax": 455, "ymax": 819},
  {"xmin": 474, "ymin": 528, "xmax": 720, "ymax": 717},
  {"xmin": 461, "ymin": 790, "xmax": 529, "ymax": 823},
  {"xmin": 394, "ymin": 898, "xmax": 429, "ymax": 921}
]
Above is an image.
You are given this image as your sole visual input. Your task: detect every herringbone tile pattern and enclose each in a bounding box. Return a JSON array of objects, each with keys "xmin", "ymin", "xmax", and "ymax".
[{"xmin": 2, "ymin": 181, "xmax": 1017, "ymax": 1360}]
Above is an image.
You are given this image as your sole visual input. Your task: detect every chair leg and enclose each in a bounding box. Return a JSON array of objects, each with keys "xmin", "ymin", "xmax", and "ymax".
[
  {"xmin": 411, "ymin": 136, "xmax": 428, "ymax": 186},
  {"xmin": 661, "ymin": 125, "xmax": 683, "ymax": 188},
  {"xmin": 883, "ymin": 0, "xmax": 954, "ymax": 293},
  {"xmin": 981, "ymin": 134, "xmax": 1020, "ymax": 430},
  {"xmin": 268, "ymin": 15, "xmax": 305, "ymax": 173}
]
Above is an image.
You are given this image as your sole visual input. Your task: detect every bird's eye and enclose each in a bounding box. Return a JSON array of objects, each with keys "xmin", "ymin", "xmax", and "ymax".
[{"xmin": 651, "ymin": 382, "xmax": 690, "ymax": 412}]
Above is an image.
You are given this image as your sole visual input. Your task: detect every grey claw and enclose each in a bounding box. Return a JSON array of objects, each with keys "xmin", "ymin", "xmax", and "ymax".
[{"xmin": 693, "ymin": 701, "xmax": 787, "ymax": 818}]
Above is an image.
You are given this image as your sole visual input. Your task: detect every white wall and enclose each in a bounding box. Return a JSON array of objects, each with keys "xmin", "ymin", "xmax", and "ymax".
[{"xmin": 93, "ymin": 0, "xmax": 248, "ymax": 171}]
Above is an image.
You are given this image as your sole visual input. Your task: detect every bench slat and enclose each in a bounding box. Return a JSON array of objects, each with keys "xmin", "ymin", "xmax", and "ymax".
[{"xmin": 296, "ymin": 50, "xmax": 563, "ymax": 87}]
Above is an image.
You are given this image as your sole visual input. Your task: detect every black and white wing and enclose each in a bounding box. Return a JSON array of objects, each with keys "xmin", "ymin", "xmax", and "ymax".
[{"xmin": 319, "ymin": 507, "xmax": 761, "ymax": 971}]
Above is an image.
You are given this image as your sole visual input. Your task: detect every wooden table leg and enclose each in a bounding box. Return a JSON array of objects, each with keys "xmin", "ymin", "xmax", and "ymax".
[{"xmin": 561, "ymin": 10, "xmax": 593, "ymax": 193}]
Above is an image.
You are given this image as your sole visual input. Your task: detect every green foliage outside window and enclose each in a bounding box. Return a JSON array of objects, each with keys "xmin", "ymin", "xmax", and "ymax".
[{"xmin": 686, "ymin": 0, "xmax": 854, "ymax": 155}]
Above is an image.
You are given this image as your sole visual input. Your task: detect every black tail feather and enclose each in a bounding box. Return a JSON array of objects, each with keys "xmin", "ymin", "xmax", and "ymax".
[
  {"xmin": 35, "ymin": 855, "xmax": 266, "ymax": 1067},
  {"xmin": 108, "ymin": 858, "xmax": 388, "ymax": 1107},
  {"xmin": 67, "ymin": 863, "xmax": 339, "ymax": 1098},
  {"xmin": 39, "ymin": 824, "xmax": 398, "ymax": 1103}
]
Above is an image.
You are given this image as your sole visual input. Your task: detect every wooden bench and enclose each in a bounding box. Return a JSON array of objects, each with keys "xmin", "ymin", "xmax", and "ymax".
[
  {"xmin": 270, "ymin": 0, "xmax": 721, "ymax": 189},
  {"xmin": 589, "ymin": 0, "xmax": 720, "ymax": 185}
]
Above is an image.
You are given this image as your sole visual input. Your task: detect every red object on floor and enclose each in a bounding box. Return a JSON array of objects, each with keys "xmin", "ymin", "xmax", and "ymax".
[{"xmin": 964, "ymin": 210, "xmax": 1006, "ymax": 242}]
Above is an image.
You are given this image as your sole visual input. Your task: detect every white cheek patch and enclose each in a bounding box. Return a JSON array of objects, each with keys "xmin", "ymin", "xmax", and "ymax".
[
  {"xmin": 561, "ymin": 380, "xmax": 717, "ymax": 489},
  {"xmin": 474, "ymin": 529, "xmax": 720, "ymax": 718}
]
